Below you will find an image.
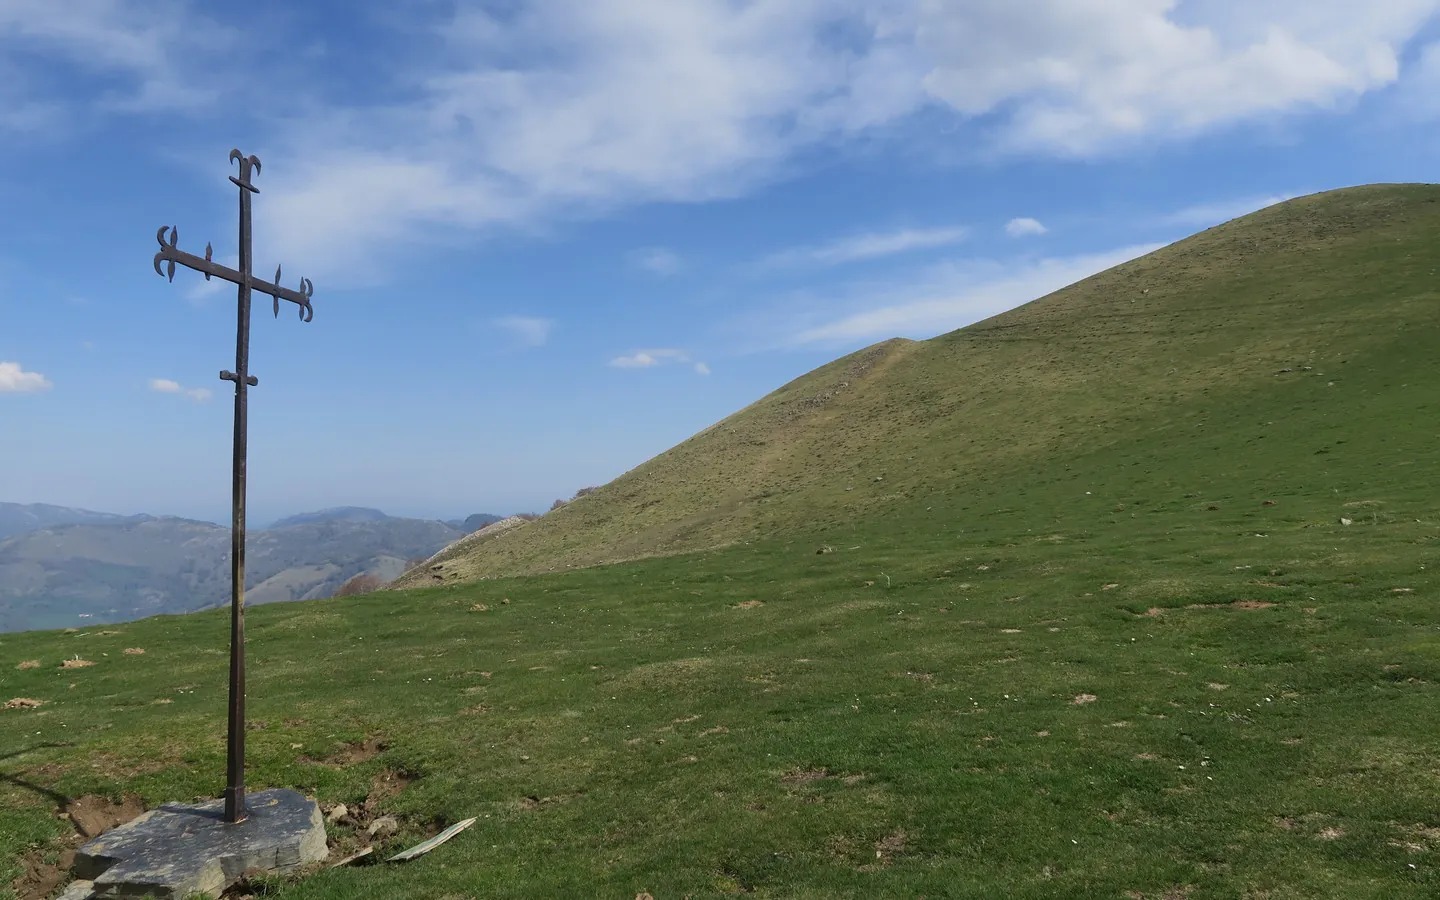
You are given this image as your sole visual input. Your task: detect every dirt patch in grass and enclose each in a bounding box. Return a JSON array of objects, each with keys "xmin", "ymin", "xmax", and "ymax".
[
  {"xmin": 15, "ymin": 660, "xmax": 39, "ymax": 670},
  {"xmin": 1073, "ymin": 693, "xmax": 1098, "ymax": 705},
  {"xmin": 79, "ymin": 750, "xmax": 177, "ymax": 780},
  {"xmin": 363, "ymin": 768, "xmax": 415, "ymax": 813},
  {"xmin": 780, "ymin": 767, "xmax": 829, "ymax": 786},
  {"xmin": 306, "ymin": 736, "xmax": 389, "ymax": 767},
  {"xmin": 1125, "ymin": 888, "xmax": 1193, "ymax": 900},
  {"xmin": 616, "ymin": 657, "xmax": 716, "ymax": 689},
  {"xmin": 60, "ymin": 658, "xmax": 95, "ymax": 669},
  {"xmin": 1143, "ymin": 600, "xmax": 1276, "ymax": 616},
  {"xmin": 11, "ymin": 851, "xmax": 69, "ymax": 900},
  {"xmin": 518, "ymin": 791, "xmax": 583, "ymax": 811},
  {"xmin": 1389, "ymin": 823, "xmax": 1440, "ymax": 853},
  {"xmin": 1186, "ymin": 600, "xmax": 1275, "ymax": 610},
  {"xmin": 68, "ymin": 793, "xmax": 146, "ymax": 838},
  {"xmin": 858, "ymin": 828, "xmax": 907, "ymax": 871},
  {"xmin": 734, "ymin": 600, "xmax": 764, "ymax": 609},
  {"xmin": 4, "ymin": 697, "xmax": 45, "ymax": 709}
]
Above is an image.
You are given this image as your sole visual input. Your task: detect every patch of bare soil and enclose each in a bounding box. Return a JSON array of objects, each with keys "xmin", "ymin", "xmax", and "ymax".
[
  {"xmin": 60, "ymin": 658, "xmax": 95, "ymax": 669},
  {"xmin": 517, "ymin": 791, "xmax": 583, "ymax": 811},
  {"xmin": 780, "ymin": 767, "xmax": 829, "ymax": 786},
  {"xmin": 1124, "ymin": 888, "xmax": 1193, "ymax": 900},
  {"xmin": 1186, "ymin": 600, "xmax": 1275, "ymax": 610},
  {"xmin": 4, "ymin": 698, "xmax": 45, "ymax": 709},
  {"xmin": 11, "ymin": 851, "xmax": 68, "ymax": 900},
  {"xmin": 68, "ymin": 793, "xmax": 146, "ymax": 838},
  {"xmin": 1389, "ymin": 823, "xmax": 1440, "ymax": 853},
  {"xmin": 1143, "ymin": 599, "xmax": 1276, "ymax": 616},
  {"xmin": 15, "ymin": 660, "xmax": 40, "ymax": 669},
  {"xmin": 305, "ymin": 736, "xmax": 389, "ymax": 767},
  {"xmin": 857, "ymin": 828, "xmax": 907, "ymax": 871},
  {"xmin": 363, "ymin": 768, "xmax": 414, "ymax": 814},
  {"xmin": 734, "ymin": 600, "xmax": 764, "ymax": 609},
  {"xmin": 1073, "ymin": 693, "xmax": 1098, "ymax": 705}
]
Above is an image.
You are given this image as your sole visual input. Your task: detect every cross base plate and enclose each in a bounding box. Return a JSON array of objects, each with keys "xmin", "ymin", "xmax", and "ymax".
[{"xmin": 70, "ymin": 788, "xmax": 327, "ymax": 898}]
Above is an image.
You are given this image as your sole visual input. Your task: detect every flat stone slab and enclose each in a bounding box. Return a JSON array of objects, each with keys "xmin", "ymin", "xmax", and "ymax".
[{"xmin": 73, "ymin": 788, "xmax": 327, "ymax": 898}]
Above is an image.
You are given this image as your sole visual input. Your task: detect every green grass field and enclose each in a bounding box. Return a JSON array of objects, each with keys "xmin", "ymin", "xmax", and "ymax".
[{"xmin": 4, "ymin": 184, "xmax": 1440, "ymax": 898}]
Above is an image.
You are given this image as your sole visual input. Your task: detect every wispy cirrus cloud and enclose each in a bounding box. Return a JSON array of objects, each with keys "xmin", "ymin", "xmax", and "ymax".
[
  {"xmin": 0, "ymin": 0, "xmax": 242, "ymax": 135},
  {"xmin": 494, "ymin": 315, "xmax": 553, "ymax": 347},
  {"xmin": 783, "ymin": 242, "xmax": 1166, "ymax": 348},
  {"xmin": 1004, "ymin": 217, "xmax": 1047, "ymax": 237},
  {"xmin": 609, "ymin": 348, "xmax": 709, "ymax": 374},
  {"xmin": 8, "ymin": 1, "xmax": 1437, "ymax": 285},
  {"xmin": 631, "ymin": 247, "xmax": 683, "ymax": 275},
  {"xmin": 1159, "ymin": 193, "xmax": 1302, "ymax": 227},
  {"xmin": 755, "ymin": 226, "xmax": 970, "ymax": 270},
  {"xmin": 250, "ymin": 0, "xmax": 1440, "ymax": 282},
  {"xmin": 149, "ymin": 378, "xmax": 212, "ymax": 402},
  {"xmin": 0, "ymin": 361, "xmax": 51, "ymax": 393}
]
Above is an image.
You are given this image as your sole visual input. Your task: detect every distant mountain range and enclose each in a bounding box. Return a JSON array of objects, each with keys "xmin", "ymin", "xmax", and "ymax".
[
  {"xmin": 0, "ymin": 503, "xmax": 505, "ymax": 633},
  {"xmin": 0, "ymin": 503, "xmax": 153, "ymax": 542}
]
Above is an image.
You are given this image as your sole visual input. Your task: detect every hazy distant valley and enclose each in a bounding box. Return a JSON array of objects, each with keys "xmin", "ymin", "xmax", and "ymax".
[{"xmin": 0, "ymin": 503, "xmax": 504, "ymax": 633}]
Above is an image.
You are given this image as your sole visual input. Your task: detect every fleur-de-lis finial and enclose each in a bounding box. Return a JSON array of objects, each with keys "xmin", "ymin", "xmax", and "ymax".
[{"xmin": 228, "ymin": 149, "xmax": 262, "ymax": 193}]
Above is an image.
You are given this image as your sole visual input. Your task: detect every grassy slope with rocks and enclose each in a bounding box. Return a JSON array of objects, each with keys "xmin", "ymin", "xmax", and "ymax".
[
  {"xmin": 397, "ymin": 183, "xmax": 1440, "ymax": 588},
  {"xmin": 4, "ymin": 184, "xmax": 1440, "ymax": 899}
]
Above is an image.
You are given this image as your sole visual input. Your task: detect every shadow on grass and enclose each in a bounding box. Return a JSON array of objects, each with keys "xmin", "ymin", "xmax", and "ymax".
[{"xmin": 0, "ymin": 743, "xmax": 75, "ymax": 808}]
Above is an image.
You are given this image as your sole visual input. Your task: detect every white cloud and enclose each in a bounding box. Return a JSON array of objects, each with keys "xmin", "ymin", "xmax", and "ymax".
[
  {"xmin": 912, "ymin": 0, "xmax": 1440, "ymax": 156},
  {"xmin": 694, "ymin": 362, "xmax": 711, "ymax": 375},
  {"xmin": 254, "ymin": 0, "xmax": 1439, "ymax": 282},
  {"xmin": 495, "ymin": 315, "xmax": 553, "ymax": 347},
  {"xmin": 609, "ymin": 348, "xmax": 690, "ymax": 369},
  {"xmin": 1161, "ymin": 193, "xmax": 1301, "ymax": 227},
  {"xmin": 150, "ymin": 378, "xmax": 212, "ymax": 401},
  {"xmin": 0, "ymin": 361, "xmax": 51, "ymax": 393},
  {"xmin": 1390, "ymin": 40, "xmax": 1440, "ymax": 119},
  {"xmin": 757, "ymin": 226, "xmax": 969, "ymax": 269},
  {"xmin": 0, "ymin": 0, "xmax": 239, "ymax": 134},
  {"xmin": 632, "ymin": 247, "xmax": 683, "ymax": 275},
  {"xmin": 8, "ymin": 2, "xmax": 1436, "ymax": 280},
  {"xmin": 1005, "ymin": 217, "xmax": 1047, "ymax": 237},
  {"xmin": 792, "ymin": 242, "xmax": 1166, "ymax": 346}
]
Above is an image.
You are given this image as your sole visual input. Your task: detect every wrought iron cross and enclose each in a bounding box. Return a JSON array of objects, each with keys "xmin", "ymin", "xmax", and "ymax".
[{"xmin": 153, "ymin": 148, "xmax": 315, "ymax": 824}]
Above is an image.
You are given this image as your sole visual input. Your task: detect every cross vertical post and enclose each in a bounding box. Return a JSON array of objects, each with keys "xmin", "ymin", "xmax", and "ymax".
[{"xmin": 153, "ymin": 148, "xmax": 315, "ymax": 825}]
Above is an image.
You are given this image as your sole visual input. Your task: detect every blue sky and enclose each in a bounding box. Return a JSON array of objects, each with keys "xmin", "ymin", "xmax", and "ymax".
[{"xmin": 2, "ymin": 0, "xmax": 1440, "ymax": 526}]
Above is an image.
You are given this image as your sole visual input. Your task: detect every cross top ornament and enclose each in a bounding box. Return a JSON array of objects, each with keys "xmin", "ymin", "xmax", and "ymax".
[{"xmin": 152, "ymin": 148, "xmax": 316, "ymax": 824}]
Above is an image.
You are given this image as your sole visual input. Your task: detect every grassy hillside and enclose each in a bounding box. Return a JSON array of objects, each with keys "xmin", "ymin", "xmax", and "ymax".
[
  {"xmin": 396, "ymin": 183, "xmax": 1440, "ymax": 588},
  {"xmin": 4, "ymin": 183, "xmax": 1440, "ymax": 899}
]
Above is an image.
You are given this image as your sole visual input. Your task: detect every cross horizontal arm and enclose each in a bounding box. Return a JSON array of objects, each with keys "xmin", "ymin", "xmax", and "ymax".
[
  {"xmin": 153, "ymin": 226, "xmax": 314, "ymax": 322},
  {"xmin": 154, "ymin": 240, "xmax": 242, "ymax": 286},
  {"xmin": 254, "ymin": 267, "xmax": 315, "ymax": 323}
]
